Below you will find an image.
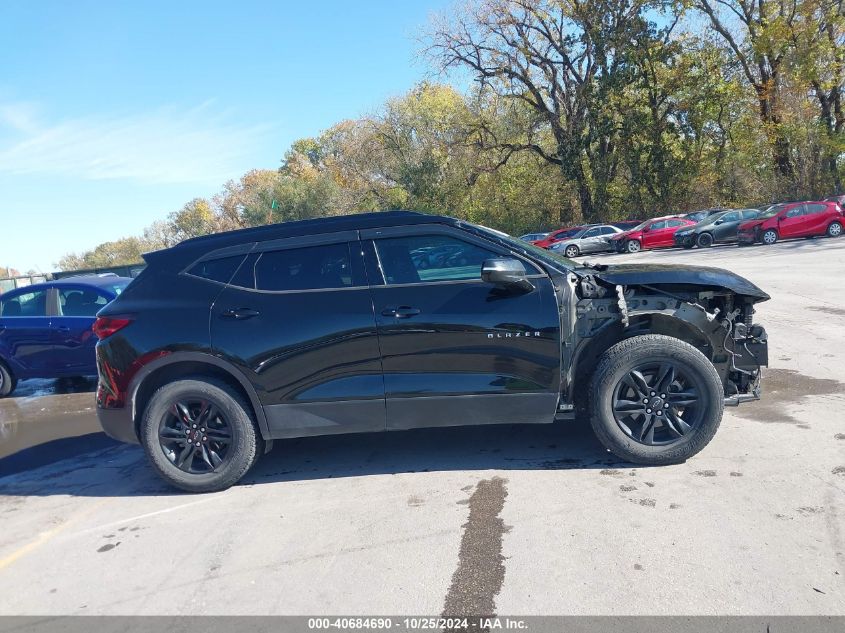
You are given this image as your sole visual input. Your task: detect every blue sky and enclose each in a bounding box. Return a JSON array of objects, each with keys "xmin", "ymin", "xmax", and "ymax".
[{"xmin": 0, "ymin": 0, "xmax": 452, "ymax": 272}]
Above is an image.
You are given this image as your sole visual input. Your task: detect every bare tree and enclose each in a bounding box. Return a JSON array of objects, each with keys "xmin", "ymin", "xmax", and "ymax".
[{"xmin": 428, "ymin": 0, "xmax": 658, "ymax": 222}]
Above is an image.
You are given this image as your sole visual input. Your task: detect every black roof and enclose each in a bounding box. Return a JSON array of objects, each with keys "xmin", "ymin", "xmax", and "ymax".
[{"xmin": 176, "ymin": 210, "xmax": 456, "ymax": 251}]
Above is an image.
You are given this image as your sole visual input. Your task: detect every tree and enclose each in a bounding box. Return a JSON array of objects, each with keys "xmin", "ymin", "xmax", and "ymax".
[{"xmin": 428, "ymin": 0, "xmax": 667, "ymax": 222}]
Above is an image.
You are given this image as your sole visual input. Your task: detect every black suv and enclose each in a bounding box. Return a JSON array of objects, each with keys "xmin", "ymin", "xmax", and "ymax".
[{"xmin": 95, "ymin": 211, "xmax": 769, "ymax": 492}]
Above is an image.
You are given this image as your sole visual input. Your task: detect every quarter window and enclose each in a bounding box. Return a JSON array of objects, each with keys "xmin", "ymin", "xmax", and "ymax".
[
  {"xmin": 188, "ymin": 255, "xmax": 246, "ymax": 284},
  {"xmin": 252, "ymin": 243, "xmax": 353, "ymax": 291},
  {"xmin": 375, "ymin": 235, "xmax": 498, "ymax": 284},
  {"xmin": 0, "ymin": 290, "xmax": 48, "ymax": 317}
]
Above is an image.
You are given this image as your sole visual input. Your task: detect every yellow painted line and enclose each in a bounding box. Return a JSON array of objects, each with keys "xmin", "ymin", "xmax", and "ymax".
[{"xmin": 0, "ymin": 499, "xmax": 108, "ymax": 572}]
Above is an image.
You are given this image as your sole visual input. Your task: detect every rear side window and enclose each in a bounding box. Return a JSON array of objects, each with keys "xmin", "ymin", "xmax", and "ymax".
[
  {"xmin": 58, "ymin": 288, "xmax": 109, "ymax": 317},
  {"xmin": 188, "ymin": 255, "xmax": 246, "ymax": 284},
  {"xmin": 741, "ymin": 209, "xmax": 759, "ymax": 219},
  {"xmin": 805, "ymin": 203, "xmax": 828, "ymax": 215},
  {"xmin": 253, "ymin": 243, "xmax": 353, "ymax": 291},
  {"xmin": 0, "ymin": 290, "xmax": 48, "ymax": 317}
]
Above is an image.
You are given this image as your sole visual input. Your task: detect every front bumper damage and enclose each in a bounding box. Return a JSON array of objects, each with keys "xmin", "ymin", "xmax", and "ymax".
[{"xmin": 723, "ymin": 321, "xmax": 767, "ymax": 406}]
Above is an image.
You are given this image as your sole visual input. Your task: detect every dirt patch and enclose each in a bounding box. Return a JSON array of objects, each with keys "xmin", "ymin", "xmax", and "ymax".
[
  {"xmin": 694, "ymin": 470, "xmax": 717, "ymax": 477},
  {"xmin": 407, "ymin": 495, "xmax": 424, "ymax": 507},
  {"xmin": 808, "ymin": 305, "xmax": 845, "ymax": 317},
  {"xmin": 734, "ymin": 368, "xmax": 843, "ymax": 425}
]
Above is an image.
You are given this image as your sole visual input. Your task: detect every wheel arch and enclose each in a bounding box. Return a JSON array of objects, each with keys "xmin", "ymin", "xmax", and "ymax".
[
  {"xmin": 129, "ymin": 352, "xmax": 269, "ymax": 441},
  {"xmin": 568, "ymin": 312, "xmax": 714, "ymax": 410}
]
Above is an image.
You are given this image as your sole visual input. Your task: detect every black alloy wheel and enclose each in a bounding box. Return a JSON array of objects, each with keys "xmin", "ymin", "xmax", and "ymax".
[
  {"xmin": 158, "ymin": 399, "xmax": 233, "ymax": 474},
  {"xmin": 611, "ymin": 362, "xmax": 704, "ymax": 446}
]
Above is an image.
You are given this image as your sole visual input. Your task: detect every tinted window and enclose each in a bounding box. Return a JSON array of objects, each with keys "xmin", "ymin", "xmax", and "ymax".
[
  {"xmin": 0, "ymin": 290, "xmax": 48, "ymax": 317},
  {"xmin": 376, "ymin": 235, "xmax": 498, "ymax": 284},
  {"xmin": 667, "ymin": 219, "xmax": 687, "ymax": 227},
  {"xmin": 189, "ymin": 255, "xmax": 246, "ymax": 284},
  {"xmin": 582, "ymin": 228, "xmax": 601, "ymax": 238},
  {"xmin": 599, "ymin": 226, "xmax": 617, "ymax": 235},
  {"xmin": 805, "ymin": 203, "xmax": 828, "ymax": 215},
  {"xmin": 786, "ymin": 206, "xmax": 804, "ymax": 218},
  {"xmin": 649, "ymin": 221, "xmax": 667, "ymax": 230},
  {"xmin": 720, "ymin": 212, "xmax": 741, "ymax": 223},
  {"xmin": 58, "ymin": 287, "xmax": 109, "ymax": 317},
  {"xmin": 253, "ymin": 243, "xmax": 353, "ymax": 291},
  {"xmin": 741, "ymin": 209, "xmax": 759, "ymax": 220}
]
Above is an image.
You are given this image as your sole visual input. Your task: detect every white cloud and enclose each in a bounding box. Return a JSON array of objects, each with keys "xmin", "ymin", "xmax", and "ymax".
[{"xmin": 0, "ymin": 100, "xmax": 271, "ymax": 185}]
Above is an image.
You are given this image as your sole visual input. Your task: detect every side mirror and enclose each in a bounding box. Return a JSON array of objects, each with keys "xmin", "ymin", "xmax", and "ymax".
[{"xmin": 481, "ymin": 258, "xmax": 534, "ymax": 292}]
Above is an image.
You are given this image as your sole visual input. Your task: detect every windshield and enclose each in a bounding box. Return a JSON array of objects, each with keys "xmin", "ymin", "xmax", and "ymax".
[
  {"xmin": 757, "ymin": 204, "xmax": 787, "ymax": 219},
  {"xmin": 464, "ymin": 222, "xmax": 577, "ymax": 271},
  {"xmin": 550, "ymin": 227, "xmax": 582, "ymax": 240}
]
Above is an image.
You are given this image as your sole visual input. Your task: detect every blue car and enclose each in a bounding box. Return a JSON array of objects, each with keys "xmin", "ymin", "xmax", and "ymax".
[{"xmin": 0, "ymin": 274, "xmax": 132, "ymax": 396}]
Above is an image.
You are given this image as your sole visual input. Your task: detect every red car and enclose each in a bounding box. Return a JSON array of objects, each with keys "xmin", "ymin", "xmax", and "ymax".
[
  {"xmin": 737, "ymin": 201, "xmax": 843, "ymax": 245},
  {"xmin": 608, "ymin": 216, "xmax": 697, "ymax": 253},
  {"xmin": 532, "ymin": 225, "xmax": 588, "ymax": 248}
]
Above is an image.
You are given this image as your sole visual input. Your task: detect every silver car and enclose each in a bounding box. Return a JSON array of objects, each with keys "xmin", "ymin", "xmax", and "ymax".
[{"xmin": 549, "ymin": 224, "xmax": 622, "ymax": 257}]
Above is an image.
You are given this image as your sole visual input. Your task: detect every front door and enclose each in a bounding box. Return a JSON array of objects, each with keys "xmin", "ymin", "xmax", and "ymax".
[
  {"xmin": 0, "ymin": 288, "xmax": 53, "ymax": 377},
  {"xmin": 712, "ymin": 211, "xmax": 743, "ymax": 242},
  {"xmin": 778, "ymin": 205, "xmax": 807, "ymax": 238},
  {"xmin": 362, "ymin": 225, "xmax": 561, "ymax": 430},
  {"xmin": 211, "ymin": 233, "xmax": 386, "ymax": 439}
]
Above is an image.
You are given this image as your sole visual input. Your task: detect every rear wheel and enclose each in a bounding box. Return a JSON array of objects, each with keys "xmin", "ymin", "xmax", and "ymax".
[
  {"xmin": 625, "ymin": 239, "xmax": 642, "ymax": 253},
  {"xmin": 0, "ymin": 361, "xmax": 16, "ymax": 397},
  {"xmin": 827, "ymin": 221, "xmax": 843, "ymax": 237},
  {"xmin": 696, "ymin": 232, "xmax": 714, "ymax": 248},
  {"xmin": 564, "ymin": 244, "xmax": 580, "ymax": 258},
  {"xmin": 140, "ymin": 377, "xmax": 262, "ymax": 493},
  {"xmin": 761, "ymin": 229, "xmax": 778, "ymax": 245},
  {"xmin": 589, "ymin": 334, "xmax": 724, "ymax": 465}
]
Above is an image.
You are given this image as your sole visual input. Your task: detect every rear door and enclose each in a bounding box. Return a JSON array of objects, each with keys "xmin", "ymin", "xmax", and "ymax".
[
  {"xmin": 52, "ymin": 285, "xmax": 112, "ymax": 375},
  {"xmin": 362, "ymin": 225, "xmax": 561, "ymax": 430},
  {"xmin": 802, "ymin": 203, "xmax": 832, "ymax": 235},
  {"xmin": 210, "ymin": 233, "xmax": 386, "ymax": 439},
  {"xmin": 0, "ymin": 287, "xmax": 52, "ymax": 377}
]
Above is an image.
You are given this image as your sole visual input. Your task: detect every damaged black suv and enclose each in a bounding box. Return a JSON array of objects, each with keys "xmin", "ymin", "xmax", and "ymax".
[{"xmin": 95, "ymin": 211, "xmax": 769, "ymax": 492}]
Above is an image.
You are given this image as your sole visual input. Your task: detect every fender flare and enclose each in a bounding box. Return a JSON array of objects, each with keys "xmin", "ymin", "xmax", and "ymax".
[{"xmin": 127, "ymin": 351, "xmax": 270, "ymax": 439}]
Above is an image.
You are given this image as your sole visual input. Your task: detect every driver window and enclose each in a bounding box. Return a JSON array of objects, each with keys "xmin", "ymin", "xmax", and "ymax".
[
  {"xmin": 375, "ymin": 235, "xmax": 498, "ymax": 284},
  {"xmin": 582, "ymin": 228, "xmax": 601, "ymax": 238},
  {"xmin": 650, "ymin": 221, "xmax": 667, "ymax": 230},
  {"xmin": 721, "ymin": 212, "xmax": 740, "ymax": 222},
  {"xmin": 786, "ymin": 207, "xmax": 803, "ymax": 218}
]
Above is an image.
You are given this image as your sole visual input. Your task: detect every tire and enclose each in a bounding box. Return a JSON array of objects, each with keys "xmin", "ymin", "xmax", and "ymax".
[
  {"xmin": 696, "ymin": 232, "xmax": 714, "ymax": 248},
  {"xmin": 139, "ymin": 377, "xmax": 262, "ymax": 493},
  {"xmin": 625, "ymin": 239, "xmax": 642, "ymax": 253},
  {"xmin": 564, "ymin": 245, "xmax": 580, "ymax": 258},
  {"xmin": 761, "ymin": 229, "xmax": 778, "ymax": 245},
  {"xmin": 0, "ymin": 361, "xmax": 16, "ymax": 397},
  {"xmin": 588, "ymin": 334, "xmax": 724, "ymax": 465},
  {"xmin": 827, "ymin": 221, "xmax": 843, "ymax": 238}
]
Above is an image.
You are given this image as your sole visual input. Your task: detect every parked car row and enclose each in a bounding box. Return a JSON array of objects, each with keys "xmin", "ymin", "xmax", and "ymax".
[{"xmin": 523, "ymin": 199, "xmax": 844, "ymax": 257}]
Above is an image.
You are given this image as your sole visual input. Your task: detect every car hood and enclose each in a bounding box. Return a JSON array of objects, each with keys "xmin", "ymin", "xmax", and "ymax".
[{"xmin": 583, "ymin": 263, "xmax": 770, "ymax": 301}]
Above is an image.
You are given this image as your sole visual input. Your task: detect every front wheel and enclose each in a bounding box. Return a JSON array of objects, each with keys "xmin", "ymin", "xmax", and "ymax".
[
  {"xmin": 697, "ymin": 232, "xmax": 714, "ymax": 248},
  {"xmin": 140, "ymin": 377, "xmax": 262, "ymax": 493},
  {"xmin": 564, "ymin": 245, "xmax": 580, "ymax": 258},
  {"xmin": 0, "ymin": 361, "xmax": 16, "ymax": 397},
  {"xmin": 625, "ymin": 239, "xmax": 642, "ymax": 253},
  {"xmin": 589, "ymin": 334, "xmax": 724, "ymax": 465},
  {"xmin": 827, "ymin": 221, "xmax": 843, "ymax": 237},
  {"xmin": 761, "ymin": 229, "xmax": 778, "ymax": 245}
]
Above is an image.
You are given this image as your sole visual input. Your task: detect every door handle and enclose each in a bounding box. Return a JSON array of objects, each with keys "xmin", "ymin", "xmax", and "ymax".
[
  {"xmin": 220, "ymin": 308, "xmax": 260, "ymax": 320},
  {"xmin": 381, "ymin": 306, "xmax": 421, "ymax": 318}
]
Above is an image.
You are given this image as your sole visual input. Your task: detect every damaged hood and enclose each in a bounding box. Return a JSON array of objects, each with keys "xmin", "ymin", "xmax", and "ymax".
[{"xmin": 583, "ymin": 263, "xmax": 770, "ymax": 301}]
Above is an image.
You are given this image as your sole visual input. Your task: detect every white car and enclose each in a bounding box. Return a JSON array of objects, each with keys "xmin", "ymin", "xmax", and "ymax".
[{"xmin": 549, "ymin": 225, "xmax": 622, "ymax": 257}]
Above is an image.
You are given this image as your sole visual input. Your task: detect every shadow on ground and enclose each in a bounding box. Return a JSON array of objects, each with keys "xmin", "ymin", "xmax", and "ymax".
[{"xmin": 0, "ymin": 421, "xmax": 626, "ymax": 499}]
